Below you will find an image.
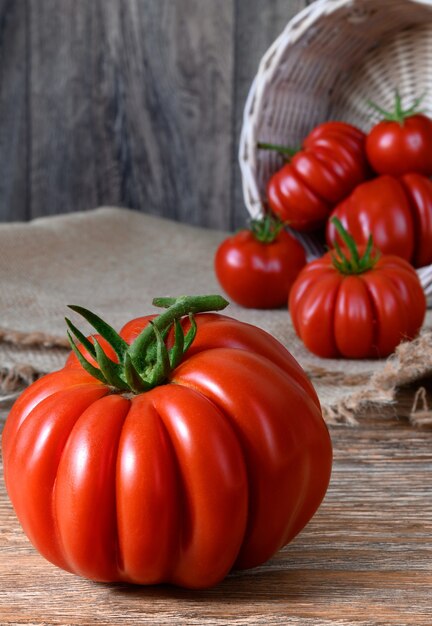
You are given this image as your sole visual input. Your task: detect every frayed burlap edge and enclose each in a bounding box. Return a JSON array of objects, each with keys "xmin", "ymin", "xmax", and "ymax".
[
  {"xmin": 321, "ymin": 332, "xmax": 432, "ymax": 427},
  {"xmin": 0, "ymin": 327, "xmax": 68, "ymax": 349},
  {"xmin": 0, "ymin": 329, "xmax": 68, "ymax": 407},
  {"xmin": 409, "ymin": 387, "xmax": 432, "ymax": 427},
  {"xmin": 0, "ymin": 364, "xmax": 43, "ymax": 407}
]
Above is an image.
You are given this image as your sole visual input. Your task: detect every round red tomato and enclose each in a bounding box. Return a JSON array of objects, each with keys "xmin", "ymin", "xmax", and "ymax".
[
  {"xmin": 214, "ymin": 216, "xmax": 306, "ymax": 308},
  {"xmin": 366, "ymin": 94, "xmax": 432, "ymax": 176},
  {"xmin": 263, "ymin": 121, "xmax": 368, "ymax": 231},
  {"xmin": 326, "ymin": 174, "xmax": 432, "ymax": 269},
  {"xmin": 2, "ymin": 295, "xmax": 332, "ymax": 589},
  {"xmin": 290, "ymin": 220, "xmax": 426, "ymax": 359}
]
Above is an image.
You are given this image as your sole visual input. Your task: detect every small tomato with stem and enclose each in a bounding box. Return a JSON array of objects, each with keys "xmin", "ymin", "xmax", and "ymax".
[
  {"xmin": 214, "ymin": 214, "xmax": 306, "ymax": 309},
  {"xmin": 366, "ymin": 91, "xmax": 432, "ymax": 177}
]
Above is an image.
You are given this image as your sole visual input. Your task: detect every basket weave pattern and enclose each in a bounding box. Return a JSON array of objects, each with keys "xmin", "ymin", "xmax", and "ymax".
[{"xmin": 239, "ymin": 0, "xmax": 432, "ymax": 304}]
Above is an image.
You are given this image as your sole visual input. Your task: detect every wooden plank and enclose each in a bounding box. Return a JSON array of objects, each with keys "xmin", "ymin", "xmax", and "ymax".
[
  {"xmin": 232, "ymin": 0, "xmax": 309, "ymax": 230},
  {"xmin": 102, "ymin": 0, "xmax": 235, "ymax": 229},
  {"xmin": 0, "ymin": 1, "xmax": 317, "ymax": 230},
  {"xmin": 27, "ymin": 0, "xmax": 235, "ymax": 228},
  {"xmin": 1, "ymin": 0, "xmax": 316, "ymax": 230},
  {"xmin": 28, "ymin": 1, "xmax": 116, "ymax": 218},
  {"xmin": 0, "ymin": 0, "xmax": 28, "ymax": 221},
  {"xmin": 1, "ymin": 400, "xmax": 432, "ymax": 624}
]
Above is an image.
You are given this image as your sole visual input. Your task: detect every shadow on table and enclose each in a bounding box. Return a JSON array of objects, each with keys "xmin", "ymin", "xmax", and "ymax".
[{"xmin": 107, "ymin": 563, "xmax": 350, "ymax": 604}]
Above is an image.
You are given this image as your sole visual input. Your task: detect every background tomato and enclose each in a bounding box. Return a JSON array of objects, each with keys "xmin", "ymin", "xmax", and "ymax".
[
  {"xmin": 263, "ymin": 121, "xmax": 368, "ymax": 231},
  {"xmin": 2, "ymin": 296, "xmax": 332, "ymax": 589},
  {"xmin": 214, "ymin": 216, "xmax": 306, "ymax": 308},
  {"xmin": 326, "ymin": 174, "xmax": 432, "ymax": 269},
  {"xmin": 290, "ymin": 221, "xmax": 426, "ymax": 359},
  {"xmin": 366, "ymin": 94, "xmax": 432, "ymax": 177}
]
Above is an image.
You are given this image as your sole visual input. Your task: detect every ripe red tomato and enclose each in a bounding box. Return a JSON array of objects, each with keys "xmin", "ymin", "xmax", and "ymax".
[
  {"xmin": 214, "ymin": 216, "xmax": 306, "ymax": 308},
  {"xmin": 263, "ymin": 121, "xmax": 368, "ymax": 231},
  {"xmin": 2, "ymin": 295, "xmax": 332, "ymax": 589},
  {"xmin": 366, "ymin": 94, "xmax": 432, "ymax": 176},
  {"xmin": 326, "ymin": 174, "xmax": 432, "ymax": 269},
  {"xmin": 290, "ymin": 220, "xmax": 426, "ymax": 359}
]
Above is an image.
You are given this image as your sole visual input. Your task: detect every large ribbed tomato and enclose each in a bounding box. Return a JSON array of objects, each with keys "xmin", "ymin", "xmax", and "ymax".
[
  {"xmin": 326, "ymin": 174, "xmax": 432, "ymax": 269},
  {"xmin": 290, "ymin": 221, "xmax": 426, "ymax": 359},
  {"xmin": 2, "ymin": 295, "xmax": 332, "ymax": 589},
  {"xmin": 264, "ymin": 121, "xmax": 368, "ymax": 231}
]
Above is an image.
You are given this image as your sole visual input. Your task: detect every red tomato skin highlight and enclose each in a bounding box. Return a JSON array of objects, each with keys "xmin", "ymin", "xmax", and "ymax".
[
  {"xmin": 115, "ymin": 394, "xmax": 183, "ymax": 584},
  {"xmin": 360, "ymin": 271, "xmax": 411, "ymax": 357},
  {"xmin": 326, "ymin": 174, "xmax": 432, "ymax": 268},
  {"xmin": 267, "ymin": 165, "xmax": 330, "ymax": 231},
  {"xmin": 173, "ymin": 348, "xmax": 332, "ymax": 570},
  {"xmin": 399, "ymin": 173, "xmax": 432, "ymax": 268},
  {"xmin": 53, "ymin": 395, "xmax": 131, "ymax": 581},
  {"xmin": 290, "ymin": 271, "xmax": 342, "ymax": 358},
  {"xmin": 2, "ymin": 312, "xmax": 332, "ymax": 589},
  {"xmin": 267, "ymin": 121, "xmax": 367, "ymax": 231},
  {"xmin": 333, "ymin": 276, "xmax": 375, "ymax": 359},
  {"xmin": 214, "ymin": 229, "xmax": 306, "ymax": 309},
  {"xmin": 2, "ymin": 383, "xmax": 109, "ymax": 571}
]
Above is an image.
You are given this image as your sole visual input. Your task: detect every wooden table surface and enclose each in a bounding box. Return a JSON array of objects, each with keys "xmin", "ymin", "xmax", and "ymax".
[{"xmin": 1, "ymin": 394, "xmax": 431, "ymax": 626}]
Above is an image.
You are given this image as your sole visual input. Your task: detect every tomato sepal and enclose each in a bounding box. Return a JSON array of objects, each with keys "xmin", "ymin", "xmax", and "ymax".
[
  {"xmin": 66, "ymin": 295, "xmax": 228, "ymax": 394},
  {"xmin": 249, "ymin": 214, "xmax": 286, "ymax": 244},
  {"xmin": 330, "ymin": 217, "xmax": 379, "ymax": 275},
  {"xmin": 367, "ymin": 90, "xmax": 426, "ymax": 125}
]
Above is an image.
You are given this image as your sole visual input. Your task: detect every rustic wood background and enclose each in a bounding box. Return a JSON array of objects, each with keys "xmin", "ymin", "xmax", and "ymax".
[{"xmin": 0, "ymin": 0, "xmax": 311, "ymax": 230}]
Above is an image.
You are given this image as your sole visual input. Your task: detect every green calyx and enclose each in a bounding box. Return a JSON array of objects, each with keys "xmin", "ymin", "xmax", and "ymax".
[
  {"xmin": 330, "ymin": 217, "xmax": 378, "ymax": 275},
  {"xmin": 367, "ymin": 89, "xmax": 426, "ymax": 125},
  {"xmin": 250, "ymin": 214, "xmax": 285, "ymax": 243},
  {"xmin": 257, "ymin": 141, "xmax": 299, "ymax": 159},
  {"xmin": 65, "ymin": 294, "xmax": 229, "ymax": 394}
]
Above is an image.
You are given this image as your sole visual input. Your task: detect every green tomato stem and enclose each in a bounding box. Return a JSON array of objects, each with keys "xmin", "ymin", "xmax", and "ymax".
[
  {"xmin": 367, "ymin": 89, "xmax": 426, "ymax": 125},
  {"xmin": 249, "ymin": 214, "xmax": 285, "ymax": 244},
  {"xmin": 257, "ymin": 141, "xmax": 299, "ymax": 158},
  {"xmin": 67, "ymin": 295, "xmax": 229, "ymax": 394},
  {"xmin": 330, "ymin": 217, "xmax": 378, "ymax": 275},
  {"xmin": 128, "ymin": 295, "xmax": 227, "ymax": 371}
]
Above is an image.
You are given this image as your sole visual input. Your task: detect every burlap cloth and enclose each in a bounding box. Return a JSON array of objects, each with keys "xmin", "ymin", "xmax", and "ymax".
[{"xmin": 1, "ymin": 207, "xmax": 431, "ymax": 426}]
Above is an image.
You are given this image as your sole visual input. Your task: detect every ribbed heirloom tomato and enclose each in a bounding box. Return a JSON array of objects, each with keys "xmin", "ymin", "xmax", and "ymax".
[
  {"xmin": 290, "ymin": 220, "xmax": 426, "ymax": 359},
  {"xmin": 262, "ymin": 121, "xmax": 368, "ymax": 231},
  {"xmin": 326, "ymin": 174, "xmax": 432, "ymax": 269},
  {"xmin": 214, "ymin": 215, "xmax": 306, "ymax": 308},
  {"xmin": 2, "ymin": 295, "xmax": 332, "ymax": 589}
]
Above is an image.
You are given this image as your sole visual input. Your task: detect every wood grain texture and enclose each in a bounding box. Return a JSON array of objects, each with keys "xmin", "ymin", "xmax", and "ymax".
[
  {"xmin": 1, "ymin": 397, "xmax": 432, "ymax": 625},
  {"xmin": 0, "ymin": 0, "xmax": 235, "ymax": 228},
  {"xmin": 0, "ymin": 0, "xmax": 28, "ymax": 220},
  {"xmin": 97, "ymin": 0, "xmax": 235, "ymax": 228},
  {"xmin": 29, "ymin": 1, "xmax": 103, "ymax": 218},
  {"xmin": 0, "ymin": 1, "xmax": 315, "ymax": 229}
]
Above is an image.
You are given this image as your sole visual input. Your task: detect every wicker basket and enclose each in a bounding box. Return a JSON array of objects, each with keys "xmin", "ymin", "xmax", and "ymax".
[{"xmin": 239, "ymin": 0, "xmax": 432, "ymax": 305}]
